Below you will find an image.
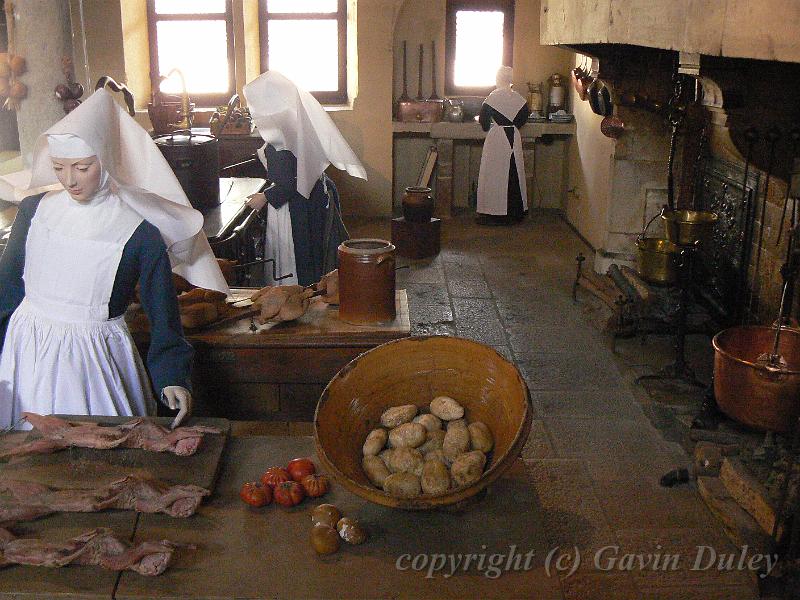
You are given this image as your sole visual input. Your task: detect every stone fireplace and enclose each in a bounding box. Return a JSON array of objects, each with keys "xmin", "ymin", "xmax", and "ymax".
[{"xmin": 542, "ymin": 0, "xmax": 800, "ymax": 326}]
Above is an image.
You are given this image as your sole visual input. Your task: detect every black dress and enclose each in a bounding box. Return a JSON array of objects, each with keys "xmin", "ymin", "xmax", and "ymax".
[{"xmin": 476, "ymin": 103, "xmax": 531, "ymax": 225}]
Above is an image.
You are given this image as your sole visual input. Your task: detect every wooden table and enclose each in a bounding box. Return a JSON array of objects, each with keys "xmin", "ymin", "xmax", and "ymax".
[
  {"xmin": 0, "ymin": 433, "xmax": 557, "ymax": 599},
  {"xmin": 131, "ymin": 291, "xmax": 411, "ymax": 421}
]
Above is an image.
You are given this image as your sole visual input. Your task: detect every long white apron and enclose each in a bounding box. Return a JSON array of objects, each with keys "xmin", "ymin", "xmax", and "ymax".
[
  {"xmin": 0, "ymin": 202, "xmax": 154, "ymax": 431},
  {"xmin": 257, "ymin": 145, "xmax": 299, "ymax": 287},
  {"xmin": 476, "ymin": 92, "xmax": 528, "ymax": 216}
]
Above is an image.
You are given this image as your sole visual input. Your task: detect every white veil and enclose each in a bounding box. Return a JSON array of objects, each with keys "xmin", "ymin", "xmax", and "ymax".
[
  {"xmin": 27, "ymin": 89, "xmax": 229, "ymax": 295},
  {"xmin": 243, "ymin": 71, "xmax": 367, "ymax": 199}
]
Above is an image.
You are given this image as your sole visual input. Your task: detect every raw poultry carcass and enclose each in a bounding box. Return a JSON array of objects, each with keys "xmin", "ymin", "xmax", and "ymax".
[
  {"xmin": 249, "ymin": 285, "xmax": 315, "ymax": 324},
  {"xmin": 0, "ymin": 527, "xmax": 181, "ymax": 576},
  {"xmin": 0, "ymin": 476, "xmax": 210, "ymax": 525},
  {"xmin": 0, "ymin": 414, "xmax": 222, "ymax": 461}
]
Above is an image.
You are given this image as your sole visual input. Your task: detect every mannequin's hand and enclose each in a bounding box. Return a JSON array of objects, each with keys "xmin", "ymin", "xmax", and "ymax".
[
  {"xmin": 246, "ymin": 192, "xmax": 267, "ymax": 211},
  {"xmin": 162, "ymin": 386, "xmax": 192, "ymax": 429},
  {"xmin": 317, "ymin": 269, "xmax": 339, "ymax": 304}
]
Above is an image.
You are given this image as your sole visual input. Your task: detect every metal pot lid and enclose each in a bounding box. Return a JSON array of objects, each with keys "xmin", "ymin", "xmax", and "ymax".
[{"xmin": 153, "ymin": 133, "xmax": 217, "ymax": 146}]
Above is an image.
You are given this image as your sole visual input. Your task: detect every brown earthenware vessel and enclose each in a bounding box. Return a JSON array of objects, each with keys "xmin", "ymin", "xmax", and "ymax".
[
  {"xmin": 402, "ymin": 186, "xmax": 434, "ymax": 222},
  {"xmin": 314, "ymin": 335, "xmax": 533, "ymax": 510},
  {"xmin": 337, "ymin": 239, "xmax": 396, "ymax": 325}
]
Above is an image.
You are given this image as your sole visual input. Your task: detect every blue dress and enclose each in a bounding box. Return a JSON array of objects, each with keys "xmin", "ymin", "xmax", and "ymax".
[
  {"xmin": 0, "ymin": 193, "xmax": 193, "ymax": 396},
  {"xmin": 262, "ymin": 145, "xmax": 347, "ymax": 286}
]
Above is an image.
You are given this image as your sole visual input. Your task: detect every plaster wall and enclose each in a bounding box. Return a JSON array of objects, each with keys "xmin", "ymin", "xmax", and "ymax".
[
  {"xmin": 11, "ymin": 0, "xmax": 72, "ymax": 161},
  {"xmin": 565, "ymin": 56, "xmax": 615, "ymax": 251}
]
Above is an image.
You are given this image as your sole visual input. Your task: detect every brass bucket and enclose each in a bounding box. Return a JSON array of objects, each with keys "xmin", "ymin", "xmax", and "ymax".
[
  {"xmin": 636, "ymin": 209, "xmax": 682, "ymax": 285},
  {"xmin": 636, "ymin": 237, "xmax": 680, "ymax": 285},
  {"xmin": 661, "ymin": 210, "xmax": 718, "ymax": 246}
]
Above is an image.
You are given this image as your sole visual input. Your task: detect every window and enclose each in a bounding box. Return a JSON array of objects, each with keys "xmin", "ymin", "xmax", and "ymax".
[
  {"xmin": 259, "ymin": 0, "xmax": 347, "ymax": 104},
  {"xmin": 445, "ymin": 0, "xmax": 514, "ymax": 96},
  {"xmin": 146, "ymin": 0, "xmax": 235, "ymax": 107}
]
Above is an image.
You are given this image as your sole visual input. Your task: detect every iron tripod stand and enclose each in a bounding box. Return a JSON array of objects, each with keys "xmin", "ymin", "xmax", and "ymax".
[{"xmin": 636, "ymin": 241, "xmax": 705, "ymax": 388}]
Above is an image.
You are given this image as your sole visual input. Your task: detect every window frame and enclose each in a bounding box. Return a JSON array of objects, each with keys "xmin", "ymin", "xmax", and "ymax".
[
  {"xmin": 146, "ymin": 0, "xmax": 236, "ymax": 108},
  {"xmin": 444, "ymin": 0, "xmax": 515, "ymax": 97},
  {"xmin": 258, "ymin": 0, "xmax": 348, "ymax": 105}
]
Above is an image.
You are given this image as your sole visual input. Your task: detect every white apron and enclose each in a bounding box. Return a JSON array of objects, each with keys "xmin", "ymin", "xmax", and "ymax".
[
  {"xmin": 476, "ymin": 90, "xmax": 528, "ymax": 216},
  {"xmin": 264, "ymin": 202, "xmax": 299, "ymax": 286},
  {"xmin": 257, "ymin": 145, "xmax": 299, "ymax": 287},
  {"xmin": 0, "ymin": 196, "xmax": 155, "ymax": 431}
]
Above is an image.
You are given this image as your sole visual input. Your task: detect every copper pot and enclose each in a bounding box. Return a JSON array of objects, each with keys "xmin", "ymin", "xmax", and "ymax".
[
  {"xmin": 713, "ymin": 326, "xmax": 800, "ymax": 433},
  {"xmin": 337, "ymin": 239, "xmax": 396, "ymax": 324}
]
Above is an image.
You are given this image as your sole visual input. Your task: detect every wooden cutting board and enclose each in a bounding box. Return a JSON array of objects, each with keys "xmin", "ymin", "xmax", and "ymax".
[{"xmin": 0, "ymin": 416, "xmax": 230, "ymax": 492}]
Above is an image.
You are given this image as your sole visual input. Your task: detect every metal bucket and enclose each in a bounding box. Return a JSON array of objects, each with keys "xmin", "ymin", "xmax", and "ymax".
[
  {"xmin": 661, "ymin": 210, "xmax": 718, "ymax": 246},
  {"xmin": 636, "ymin": 237, "xmax": 680, "ymax": 285},
  {"xmin": 713, "ymin": 326, "xmax": 800, "ymax": 433},
  {"xmin": 154, "ymin": 132, "xmax": 220, "ymax": 211}
]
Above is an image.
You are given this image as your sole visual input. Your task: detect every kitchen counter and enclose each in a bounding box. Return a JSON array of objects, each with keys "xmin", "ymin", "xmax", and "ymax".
[
  {"xmin": 392, "ymin": 120, "xmax": 576, "ymax": 217},
  {"xmin": 0, "ymin": 431, "xmax": 558, "ymax": 599},
  {"xmin": 130, "ymin": 291, "xmax": 411, "ymax": 421},
  {"xmin": 392, "ymin": 120, "xmax": 576, "ymax": 139}
]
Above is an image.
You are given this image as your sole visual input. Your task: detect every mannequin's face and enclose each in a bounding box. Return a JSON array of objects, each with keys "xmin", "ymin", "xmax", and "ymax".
[{"xmin": 51, "ymin": 156, "xmax": 102, "ymax": 202}]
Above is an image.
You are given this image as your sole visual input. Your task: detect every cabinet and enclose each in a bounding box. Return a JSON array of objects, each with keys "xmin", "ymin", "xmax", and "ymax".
[{"xmin": 131, "ymin": 291, "xmax": 410, "ymax": 421}]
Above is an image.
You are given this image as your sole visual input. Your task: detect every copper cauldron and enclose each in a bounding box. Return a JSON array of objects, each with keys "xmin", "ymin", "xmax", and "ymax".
[{"xmin": 713, "ymin": 326, "xmax": 800, "ymax": 433}]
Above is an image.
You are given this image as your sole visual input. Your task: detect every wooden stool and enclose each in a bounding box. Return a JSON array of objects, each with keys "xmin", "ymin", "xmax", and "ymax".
[{"xmin": 391, "ymin": 217, "xmax": 441, "ymax": 259}]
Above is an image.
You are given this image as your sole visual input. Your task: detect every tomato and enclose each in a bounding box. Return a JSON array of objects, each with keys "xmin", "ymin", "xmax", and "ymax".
[
  {"xmin": 287, "ymin": 457, "xmax": 316, "ymax": 481},
  {"xmin": 300, "ymin": 473, "xmax": 330, "ymax": 498},
  {"xmin": 239, "ymin": 482, "xmax": 271, "ymax": 507},
  {"xmin": 273, "ymin": 480, "xmax": 305, "ymax": 507},
  {"xmin": 261, "ymin": 467, "xmax": 291, "ymax": 488}
]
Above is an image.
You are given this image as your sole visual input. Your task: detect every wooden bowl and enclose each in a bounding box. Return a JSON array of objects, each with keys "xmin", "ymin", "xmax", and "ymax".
[{"xmin": 314, "ymin": 336, "xmax": 533, "ymax": 510}]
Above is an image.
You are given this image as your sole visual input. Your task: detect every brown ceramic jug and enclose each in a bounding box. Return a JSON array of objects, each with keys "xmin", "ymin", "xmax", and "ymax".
[
  {"xmin": 402, "ymin": 186, "xmax": 434, "ymax": 222},
  {"xmin": 338, "ymin": 239, "xmax": 396, "ymax": 324}
]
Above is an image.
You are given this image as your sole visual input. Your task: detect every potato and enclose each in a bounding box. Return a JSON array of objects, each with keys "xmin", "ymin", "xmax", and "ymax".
[
  {"xmin": 413, "ymin": 413, "xmax": 442, "ymax": 433},
  {"xmin": 388, "ymin": 422, "xmax": 426, "ymax": 448},
  {"xmin": 379, "ymin": 448, "xmax": 394, "ymax": 469},
  {"xmin": 385, "ymin": 447, "xmax": 424, "ymax": 476},
  {"xmin": 418, "ymin": 429, "xmax": 446, "ymax": 455},
  {"xmin": 451, "ymin": 451, "xmax": 487, "ymax": 486},
  {"xmin": 362, "ymin": 428, "xmax": 388, "ymax": 456},
  {"xmin": 430, "ymin": 396, "xmax": 464, "ymax": 421},
  {"xmin": 447, "ymin": 418, "xmax": 468, "ymax": 430},
  {"xmin": 383, "ymin": 472, "xmax": 421, "ymax": 498},
  {"xmin": 443, "ymin": 420, "xmax": 470, "ymax": 461},
  {"xmin": 468, "ymin": 421, "xmax": 494, "ymax": 453},
  {"xmin": 380, "ymin": 404, "xmax": 418, "ymax": 428},
  {"xmin": 421, "ymin": 459, "xmax": 451, "ymax": 495},
  {"xmin": 362, "ymin": 455, "xmax": 390, "ymax": 488},
  {"xmin": 424, "ymin": 448, "xmax": 449, "ymax": 465}
]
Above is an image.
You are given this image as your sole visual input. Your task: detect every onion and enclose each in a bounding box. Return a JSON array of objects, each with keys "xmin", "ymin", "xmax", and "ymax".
[
  {"xmin": 9, "ymin": 55, "xmax": 26, "ymax": 76},
  {"xmin": 63, "ymin": 98, "xmax": 81, "ymax": 113},
  {"xmin": 9, "ymin": 81, "xmax": 27, "ymax": 100},
  {"xmin": 54, "ymin": 83, "xmax": 70, "ymax": 101}
]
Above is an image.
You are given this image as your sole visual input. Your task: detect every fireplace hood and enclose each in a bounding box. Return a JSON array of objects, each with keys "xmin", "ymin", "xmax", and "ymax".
[{"xmin": 540, "ymin": 0, "xmax": 800, "ymax": 64}]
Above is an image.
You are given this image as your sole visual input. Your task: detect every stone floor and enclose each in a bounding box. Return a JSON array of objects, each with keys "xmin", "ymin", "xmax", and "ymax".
[{"xmin": 348, "ymin": 212, "xmax": 762, "ymax": 600}]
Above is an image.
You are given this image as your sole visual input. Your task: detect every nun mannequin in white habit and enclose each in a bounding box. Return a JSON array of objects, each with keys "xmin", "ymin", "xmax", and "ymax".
[
  {"xmin": 476, "ymin": 66, "xmax": 530, "ymax": 225},
  {"xmin": 0, "ymin": 89, "xmax": 229, "ymax": 431},
  {"xmin": 242, "ymin": 71, "xmax": 367, "ymax": 287}
]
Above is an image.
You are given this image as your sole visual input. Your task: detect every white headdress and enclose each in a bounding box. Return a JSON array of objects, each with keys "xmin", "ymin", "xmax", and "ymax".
[
  {"xmin": 27, "ymin": 89, "xmax": 229, "ymax": 295},
  {"xmin": 243, "ymin": 71, "xmax": 367, "ymax": 199}
]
